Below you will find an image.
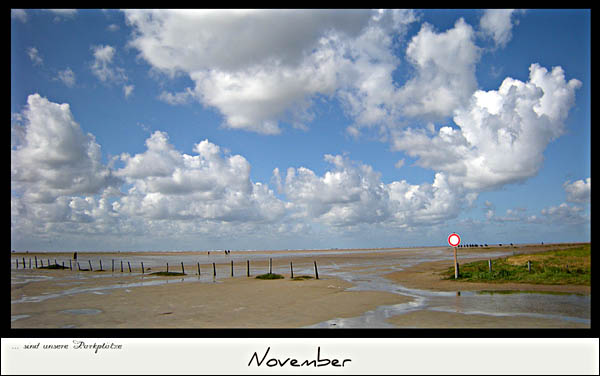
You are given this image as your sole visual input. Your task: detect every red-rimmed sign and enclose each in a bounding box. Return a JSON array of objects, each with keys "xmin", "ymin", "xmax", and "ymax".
[{"xmin": 448, "ymin": 233, "xmax": 461, "ymax": 247}]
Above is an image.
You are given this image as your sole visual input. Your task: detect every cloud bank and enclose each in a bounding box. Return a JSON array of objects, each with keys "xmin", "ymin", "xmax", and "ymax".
[{"xmin": 11, "ymin": 10, "xmax": 588, "ymax": 249}]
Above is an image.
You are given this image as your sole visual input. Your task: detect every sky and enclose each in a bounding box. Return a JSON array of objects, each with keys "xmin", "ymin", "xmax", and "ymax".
[{"xmin": 11, "ymin": 9, "xmax": 591, "ymax": 251}]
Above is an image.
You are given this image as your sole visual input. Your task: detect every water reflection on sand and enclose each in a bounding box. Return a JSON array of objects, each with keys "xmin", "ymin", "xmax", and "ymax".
[{"xmin": 11, "ymin": 247, "xmax": 590, "ymax": 328}]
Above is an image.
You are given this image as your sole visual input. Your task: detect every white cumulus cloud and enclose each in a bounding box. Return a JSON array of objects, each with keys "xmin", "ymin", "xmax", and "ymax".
[
  {"xmin": 123, "ymin": 9, "xmax": 420, "ymax": 134},
  {"xmin": 57, "ymin": 68, "xmax": 76, "ymax": 87},
  {"xmin": 115, "ymin": 131, "xmax": 286, "ymax": 223},
  {"xmin": 90, "ymin": 44, "xmax": 128, "ymax": 84},
  {"xmin": 396, "ymin": 18, "xmax": 481, "ymax": 119},
  {"xmin": 563, "ymin": 178, "xmax": 591, "ymax": 203},
  {"xmin": 27, "ymin": 47, "xmax": 43, "ymax": 66},
  {"xmin": 11, "ymin": 94, "xmax": 122, "ymax": 202},
  {"xmin": 392, "ymin": 63, "xmax": 581, "ymax": 192},
  {"xmin": 276, "ymin": 154, "xmax": 472, "ymax": 228},
  {"xmin": 11, "ymin": 94, "xmax": 123, "ymax": 240},
  {"xmin": 479, "ymin": 9, "xmax": 522, "ymax": 48}
]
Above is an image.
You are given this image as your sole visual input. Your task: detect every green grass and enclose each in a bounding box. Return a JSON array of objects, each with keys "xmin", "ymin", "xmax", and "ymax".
[
  {"xmin": 38, "ymin": 264, "xmax": 69, "ymax": 270},
  {"xmin": 150, "ymin": 271, "xmax": 186, "ymax": 276},
  {"xmin": 291, "ymin": 275, "xmax": 314, "ymax": 281},
  {"xmin": 255, "ymin": 273, "xmax": 284, "ymax": 280},
  {"xmin": 443, "ymin": 244, "xmax": 590, "ymax": 285}
]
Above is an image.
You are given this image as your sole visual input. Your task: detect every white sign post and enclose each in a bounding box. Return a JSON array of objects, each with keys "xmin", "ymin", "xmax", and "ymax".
[{"xmin": 448, "ymin": 233, "xmax": 461, "ymax": 279}]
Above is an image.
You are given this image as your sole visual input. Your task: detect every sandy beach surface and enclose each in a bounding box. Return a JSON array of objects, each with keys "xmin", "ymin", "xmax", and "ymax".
[
  {"xmin": 10, "ymin": 243, "xmax": 590, "ymax": 328},
  {"xmin": 11, "ymin": 273, "xmax": 410, "ymax": 328}
]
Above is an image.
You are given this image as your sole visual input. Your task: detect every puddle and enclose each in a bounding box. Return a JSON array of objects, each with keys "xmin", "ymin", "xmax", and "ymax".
[
  {"xmin": 11, "ymin": 274, "xmax": 55, "ymax": 284},
  {"xmin": 10, "ymin": 274, "xmax": 223, "ymax": 304},
  {"xmin": 11, "ymin": 314, "xmax": 31, "ymax": 322}
]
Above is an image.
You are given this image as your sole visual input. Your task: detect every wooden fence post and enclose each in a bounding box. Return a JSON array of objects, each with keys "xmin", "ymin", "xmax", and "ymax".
[
  {"xmin": 181, "ymin": 262, "xmax": 185, "ymax": 275},
  {"xmin": 213, "ymin": 262, "xmax": 216, "ymax": 278},
  {"xmin": 89, "ymin": 260, "xmax": 93, "ymax": 271},
  {"xmin": 99, "ymin": 260, "xmax": 103, "ymax": 271},
  {"xmin": 197, "ymin": 262, "xmax": 200, "ymax": 276},
  {"xmin": 527, "ymin": 261, "xmax": 532, "ymax": 273},
  {"xmin": 247, "ymin": 260, "xmax": 250, "ymax": 277},
  {"xmin": 142, "ymin": 262, "xmax": 145, "ymax": 274},
  {"xmin": 29, "ymin": 258, "xmax": 31, "ymax": 269},
  {"xmin": 231, "ymin": 260, "xmax": 234, "ymax": 277},
  {"xmin": 314, "ymin": 261, "xmax": 319, "ymax": 280},
  {"xmin": 36, "ymin": 258, "xmax": 38, "ymax": 269},
  {"xmin": 121, "ymin": 260, "xmax": 123, "ymax": 273},
  {"xmin": 128, "ymin": 262, "xmax": 132, "ymax": 273},
  {"xmin": 166, "ymin": 262, "xmax": 169, "ymax": 273},
  {"xmin": 112, "ymin": 259, "xmax": 114, "ymax": 272},
  {"xmin": 77, "ymin": 262, "xmax": 81, "ymax": 271},
  {"xmin": 290, "ymin": 262, "xmax": 294, "ymax": 279},
  {"xmin": 69, "ymin": 259, "xmax": 72, "ymax": 270},
  {"xmin": 269, "ymin": 258, "xmax": 272, "ymax": 274}
]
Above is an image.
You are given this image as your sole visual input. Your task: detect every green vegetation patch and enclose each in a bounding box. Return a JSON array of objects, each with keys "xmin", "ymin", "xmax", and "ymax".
[
  {"xmin": 150, "ymin": 271, "xmax": 186, "ymax": 276},
  {"xmin": 443, "ymin": 244, "xmax": 590, "ymax": 285},
  {"xmin": 255, "ymin": 273, "xmax": 284, "ymax": 280},
  {"xmin": 39, "ymin": 264, "xmax": 69, "ymax": 270},
  {"xmin": 291, "ymin": 275, "xmax": 314, "ymax": 281}
]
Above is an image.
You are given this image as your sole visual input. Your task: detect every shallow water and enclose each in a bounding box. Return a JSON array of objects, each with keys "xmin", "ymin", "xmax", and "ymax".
[
  {"xmin": 11, "ymin": 247, "xmax": 590, "ymax": 328},
  {"xmin": 307, "ymin": 258, "xmax": 590, "ymax": 328}
]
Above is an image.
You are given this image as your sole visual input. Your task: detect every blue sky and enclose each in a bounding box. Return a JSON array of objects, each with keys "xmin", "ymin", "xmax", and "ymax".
[{"xmin": 11, "ymin": 9, "xmax": 590, "ymax": 251}]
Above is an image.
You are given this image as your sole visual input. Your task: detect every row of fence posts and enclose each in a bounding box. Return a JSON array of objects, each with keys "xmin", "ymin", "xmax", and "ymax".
[{"xmin": 13, "ymin": 256, "xmax": 320, "ymax": 280}]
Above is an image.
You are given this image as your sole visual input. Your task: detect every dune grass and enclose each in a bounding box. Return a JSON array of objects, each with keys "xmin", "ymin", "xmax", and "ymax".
[{"xmin": 443, "ymin": 244, "xmax": 590, "ymax": 285}]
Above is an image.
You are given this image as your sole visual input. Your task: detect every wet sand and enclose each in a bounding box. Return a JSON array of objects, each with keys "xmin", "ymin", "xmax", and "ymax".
[
  {"xmin": 381, "ymin": 244, "xmax": 590, "ymax": 328},
  {"xmin": 11, "ymin": 243, "xmax": 590, "ymax": 328},
  {"xmin": 386, "ymin": 310, "xmax": 590, "ymax": 328},
  {"xmin": 11, "ymin": 272, "xmax": 411, "ymax": 328}
]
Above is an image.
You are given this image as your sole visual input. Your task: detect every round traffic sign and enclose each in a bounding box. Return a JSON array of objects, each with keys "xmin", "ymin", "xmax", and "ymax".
[{"xmin": 448, "ymin": 233, "xmax": 461, "ymax": 247}]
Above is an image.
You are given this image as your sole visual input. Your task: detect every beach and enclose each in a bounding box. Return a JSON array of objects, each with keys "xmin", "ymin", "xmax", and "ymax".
[{"xmin": 10, "ymin": 243, "xmax": 590, "ymax": 328}]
